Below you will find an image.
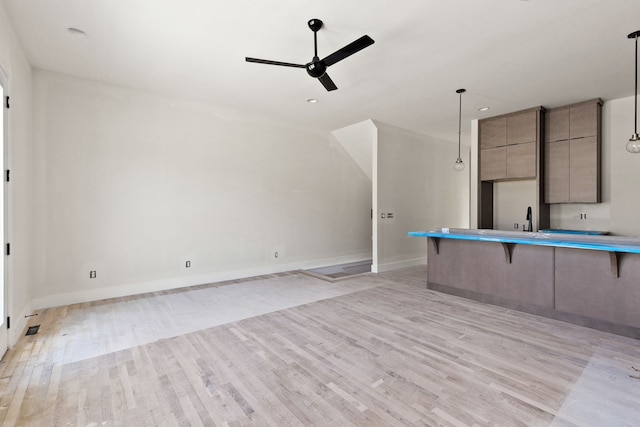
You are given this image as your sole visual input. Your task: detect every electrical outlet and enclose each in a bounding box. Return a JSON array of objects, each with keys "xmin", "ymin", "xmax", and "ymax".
[
  {"xmin": 580, "ymin": 213, "xmax": 587, "ymax": 220},
  {"xmin": 274, "ymin": 251, "xmax": 278, "ymax": 258},
  {"xmin": 89, "ymin": 270, "xmax": 96, "ymax": 279},
  {"xmin": 185, "ymin": 260, "xmax": 191, "ymax": 268},
  {"xmin": 514, "ymin": 223, "xmax": 519, "ymax": 230}
]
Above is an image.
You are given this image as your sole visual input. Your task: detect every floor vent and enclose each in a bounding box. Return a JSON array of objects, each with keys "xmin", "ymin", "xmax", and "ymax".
[
  {"xmin": 26, "ymin": 325, "xmax": 40, "ymax": 336},
  {"xmin": 303, "ymin": 260, "xmax": 372, "ymax": 282}
]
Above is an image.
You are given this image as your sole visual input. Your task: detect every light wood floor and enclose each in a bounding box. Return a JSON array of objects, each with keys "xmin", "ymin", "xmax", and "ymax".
[{"xmin": 1, "ymin": 266, "xmax": 639, "ymax": 426}]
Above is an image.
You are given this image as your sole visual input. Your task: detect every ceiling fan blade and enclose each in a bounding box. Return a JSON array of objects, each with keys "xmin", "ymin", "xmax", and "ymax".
[
  {"xmin": 245, "ymin": 57, "xmax": 306, "ymax": 68},
  {"xmin": 318, "ymin": 73, "xmax": 337, "ymax": 91},
  {"xmin": 322, "ymin": 35, "xmax": 374, "ymax": 67}
]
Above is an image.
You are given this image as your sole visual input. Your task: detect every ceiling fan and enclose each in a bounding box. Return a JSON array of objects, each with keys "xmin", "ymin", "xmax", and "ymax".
[{"xmin": 245, "ymin": 19, "xmax": 374, "ymax": 92}]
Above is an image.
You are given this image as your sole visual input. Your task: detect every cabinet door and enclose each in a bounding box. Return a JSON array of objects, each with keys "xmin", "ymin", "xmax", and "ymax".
[
  {"xmin": 570, "ymin": 102, "xmax": 598, "ymax": 139},
  {"xmin": 544, "ymin": 140, "xmax": 570, "ymax": 203},
  {"xmin": 506, "ymin": 141, "xmax": 536, "ymax": 179},
  {"xmin": 545, "ymin": 107, "xmax": 570, "ymax": 143},
  {"xmin": 570, "ymin": 136, "xmax": 600, "ymax": 203},
  {"xmin": 507, "ymin": 110, "xmax": 537, "ymax": 145},
  {"xmin": 479, "ymin": 117, "xmax": 506, "ymax": 149},
  {"xmin": 480, "ymin": 147, "xmax": 506, "ymax": 181}
]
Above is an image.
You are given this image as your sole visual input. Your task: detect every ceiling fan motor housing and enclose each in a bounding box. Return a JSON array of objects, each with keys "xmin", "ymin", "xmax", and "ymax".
[
  {"xmin": 308, "ymin": 19, "xmax": 323, "ymax": 32},
  {"xmin": 306, "ymin": 60, "xmax": 327, "ymax": 78}
]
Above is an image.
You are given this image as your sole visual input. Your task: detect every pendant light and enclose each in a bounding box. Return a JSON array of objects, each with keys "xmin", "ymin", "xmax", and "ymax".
[
  {"xmin": 627, "ymin": 30, "xmax": 640, "ymax": 153},
  {"xmin": 453, "ymin": 88, "xmax": 466, "ymax": 171}
]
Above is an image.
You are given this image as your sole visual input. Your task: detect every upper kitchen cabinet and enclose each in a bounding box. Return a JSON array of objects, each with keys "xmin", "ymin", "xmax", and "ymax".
[
  {"xmin": 570, "ymin": 101, "xmax": 600, "ymax": 139},
  {"xmin": 479, "ymin": 117, "xmax": 507, "ymax": 180},
  {"xmin": 544, "ymin": 99, "xmax": 602, "ymax": 204},
  {"xmin": 478, "ymin": 106, "xmax": 548, "ymax": 231},
  {"xmin": 479, "ymin": 116, "xmax": 506, "ymax": 149},
  {"xmin": 507, "ymin": 110, "xmax": 538, "ymax": 145},
  {"xmin": 545, "ymin": 106, "xmax": 570, "ymax": 142},
  {"xmin": 479, "ymin": 107, "xmax": 543, "ymax": 181}
]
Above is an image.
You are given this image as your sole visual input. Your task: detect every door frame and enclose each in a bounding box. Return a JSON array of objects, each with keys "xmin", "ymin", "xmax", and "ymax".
[{"xmin": 0, "ymin": 64, "xmax": 10, "ymax": 357}]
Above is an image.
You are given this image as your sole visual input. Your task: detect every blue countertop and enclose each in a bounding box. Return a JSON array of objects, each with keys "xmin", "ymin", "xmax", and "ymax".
[
  {"xmin": 408, "ymin": 228, "xmax": 640, "ymax": 254},
  {"xmin": 539, "ymin": 229, "xmax": 608, "ymax": 235}
]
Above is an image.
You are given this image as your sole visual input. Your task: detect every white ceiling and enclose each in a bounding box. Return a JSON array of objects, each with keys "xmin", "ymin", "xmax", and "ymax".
[{"xmin": 4, "ymin": 0, "xmax": 640, "ymax": 143}]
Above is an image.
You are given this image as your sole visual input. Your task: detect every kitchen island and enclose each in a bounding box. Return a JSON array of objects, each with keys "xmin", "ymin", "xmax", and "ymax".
[{"xmin": 408, "ymin": 228, "xmax": 640, "ymax": 338}]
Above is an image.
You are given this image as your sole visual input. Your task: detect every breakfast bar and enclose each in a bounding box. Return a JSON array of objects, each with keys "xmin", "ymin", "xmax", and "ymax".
[{"xmin": 408, "ymin": 228, "xmax": 640, "ymax": 338}]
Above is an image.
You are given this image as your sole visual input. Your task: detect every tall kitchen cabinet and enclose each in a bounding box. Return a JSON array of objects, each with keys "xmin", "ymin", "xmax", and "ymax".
[
  {"xmin": 478, "ymin": 106, "xmax": 550, "ymax": 230},
  {"xmin": 544, "ymin": 99, "xmax": 602, "ymax": 203}
]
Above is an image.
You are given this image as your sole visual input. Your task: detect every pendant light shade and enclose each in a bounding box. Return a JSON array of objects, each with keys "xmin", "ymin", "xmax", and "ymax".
[
  {"xmin": 627, "ymin": 30, "xmax": 640, "ymax": 153},
  {"xmin": 454, "ymin": 88, "xmax": 466, "ymax": 171}
]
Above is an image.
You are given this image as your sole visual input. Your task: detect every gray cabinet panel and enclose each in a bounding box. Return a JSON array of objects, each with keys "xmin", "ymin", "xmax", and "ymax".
[
  {"xmin": 555, "ymin": 248, "xmax": 640, "ymax": 328},
  {"xmin": 570, "ymin": 102, "xmax": 599, "ymax": 139},
  {"xmin": 506, "ymin": 141, "xmax": 536, "ymax": 179},
  {"xmin": 544, "ymin": 140, "xmax": 570, "ymax": 203},
  {"xmin": 569, "ymin": 136, "xmax": 599, "ymax": 203},
  {"xmin": 507, "ymin": 110, "xmax": 537, "ymax": 145},
  {"xmin": 427, "ymin": 238, "xmax": 640, "ymax": 336},
  {"xmin": 545, "ymin": 107, "xmax": 570, "ymax": 142},
  {"xmin": 479, "ymin": 117, "xmax": 506, "ymax": 149},
  {"xmin": 427, "ymin": 239, "xmax": 555, "ymax": 309},
  {"xmin": 480, "ymin": 147, "xmax": 506, "ymax": 181},
  {"xmin": 544, "ymin": 99, "xmax": 601, "ymax": 204}
]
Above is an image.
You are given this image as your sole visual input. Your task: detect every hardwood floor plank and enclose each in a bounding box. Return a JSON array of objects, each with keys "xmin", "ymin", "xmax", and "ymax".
[{"xmin": 2, "ymin": 267, "xmax": 640, "ymax": 426}]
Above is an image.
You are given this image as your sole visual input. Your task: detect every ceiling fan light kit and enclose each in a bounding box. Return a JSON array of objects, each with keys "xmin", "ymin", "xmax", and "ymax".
[
  {"xmin": 627, "ymin": 30, "xmax": 640, "ymax": 153},
  {"xmin": 245, "ymin": 19, "xmax": 374, "ymax": 92}
]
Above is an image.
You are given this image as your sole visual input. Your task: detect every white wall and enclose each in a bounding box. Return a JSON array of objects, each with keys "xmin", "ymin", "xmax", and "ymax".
[
  {"xmin": 375, "ymin": 122, "xmax": 469, "ymax": 271},
  {"xmin": 607, "ymin": 96, "xmax": 640, "ymax": 236},
  {"xmin": 0, "ymin": 2, "xmax": 34, "ymax": 347},
  {"xmin": 31, "ymin": 70, "xmax": 372, "ymax": 308}
]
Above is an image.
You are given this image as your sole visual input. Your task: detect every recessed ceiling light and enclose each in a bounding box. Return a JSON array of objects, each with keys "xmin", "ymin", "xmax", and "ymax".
[
  {"xmin": 67, "ymin": 27, "xmax": 87, "ymax": 37},
  {"xmin": 478, "ymin": 106, "xmax": 490, "ymax": 112},
  {"xmin": 306, "ymin": 98, "xmax": 318, "ymax": 104}
]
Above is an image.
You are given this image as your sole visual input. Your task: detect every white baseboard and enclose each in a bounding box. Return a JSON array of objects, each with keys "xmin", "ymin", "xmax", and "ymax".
[
  {"xmin": 375, "ymin": 257, "xmax": 426, "ymax": 273},
  {"xmin": 31, "ymin": 253, "xmax": 373, "ymax": 310}
]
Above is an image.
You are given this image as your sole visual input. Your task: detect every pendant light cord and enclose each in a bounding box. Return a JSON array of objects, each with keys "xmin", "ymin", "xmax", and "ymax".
[
  {"xmin": 626, "ymin": 31, "xmax": 640, "ymax": 152},
  {"xmin": 453, "ymin": 88, "xmax": 466, "ymax": 170},
  {"xmin": 635, "ymin": 34, "xmax": 638, "ymax": 134},
  {"xmin": 458, "ymin": 91, "xmax": 462, "ymax": 159}
]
